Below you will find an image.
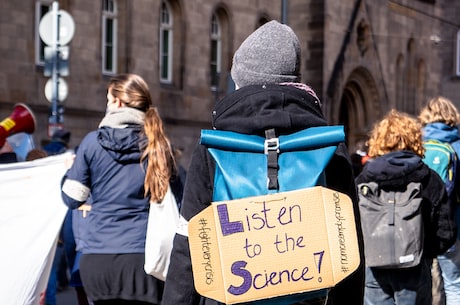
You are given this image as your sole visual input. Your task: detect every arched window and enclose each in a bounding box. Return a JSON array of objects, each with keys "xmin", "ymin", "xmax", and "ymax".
[
  {"xmin": 210, "ymin": 13, "xmax": 222, "ymax": 88},
  {"xmin": 160, "ymin": 1, "xmax": 173, "ymax": 83},
  {"xmin": 102, "ymin": 0, "xmax": 117, "ymax": 74}
]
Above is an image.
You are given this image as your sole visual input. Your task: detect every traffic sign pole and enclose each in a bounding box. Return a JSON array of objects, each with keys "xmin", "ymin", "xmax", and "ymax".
[
  {"xmin": 50, "ymin": 1, "xmax": 60, "ymax": 129},
  {"xmin": 39, "ymin": 1, "xmax": 75, "ymax": 137}
]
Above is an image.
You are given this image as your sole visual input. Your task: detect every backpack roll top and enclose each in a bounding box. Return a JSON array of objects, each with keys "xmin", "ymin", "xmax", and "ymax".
[{"xmin": 200, "ymin": 126, "xmax": 345, "ymax": 202}]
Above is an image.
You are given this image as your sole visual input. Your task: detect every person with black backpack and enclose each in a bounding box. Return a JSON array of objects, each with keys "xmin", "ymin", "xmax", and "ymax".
[
  {"xmin": 418, "ymin": 96, "xmax": 460, "ymax": 305},
  {"xmin": 162, "ymin": 20, "xmax": 365, "ymax": 305},
  {"xmin": 355, "ymin": 109, "xmax": 457, "ymax": 305}
]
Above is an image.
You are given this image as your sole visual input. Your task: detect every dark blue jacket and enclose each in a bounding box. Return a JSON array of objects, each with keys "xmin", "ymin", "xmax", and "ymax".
[{"xmin": 61, "ymin": 125, "xmax": 149, "ymax": 254}]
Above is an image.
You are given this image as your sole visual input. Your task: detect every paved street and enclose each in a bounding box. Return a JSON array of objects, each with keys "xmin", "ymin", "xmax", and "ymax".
[{"xmin": 56, "ymin": 287, "xmax": 79, "ymax": 305}]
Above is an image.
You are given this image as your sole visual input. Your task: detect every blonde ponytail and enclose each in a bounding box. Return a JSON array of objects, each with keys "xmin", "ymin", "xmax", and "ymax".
[{"xmin": 142, "ymin": 107, "xmax": 175, "ymax": 202}]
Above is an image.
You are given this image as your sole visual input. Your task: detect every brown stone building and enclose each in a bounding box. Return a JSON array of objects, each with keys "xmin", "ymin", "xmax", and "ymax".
[{"xmin": 1, "ymin": 0, "xmax": 459, "ymax": 167}]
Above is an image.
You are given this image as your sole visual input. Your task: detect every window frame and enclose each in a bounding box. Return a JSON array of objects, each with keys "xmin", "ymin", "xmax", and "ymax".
[
  {"xmin": 102, "ymin": 0, "xmax": 118, "ymax": 75},
  {"xmin": 210, "ymin": 13, "xmax": 222, "ymax": 89},
  {"xmin": 159, "ymin": 1, "xmax": 173, "ymax": 84},
  {"xmin": 456, "ymin": 30, "xmax": 460, "ymax": 76},
  {"xmin": 35, "ymin": 0, "xmax": 53, "ymax": 65}
]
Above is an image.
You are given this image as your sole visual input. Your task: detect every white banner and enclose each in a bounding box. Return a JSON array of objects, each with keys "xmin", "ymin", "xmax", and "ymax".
[{"xmin": 0, "ymin": 153, "xmax": 70, "ymax": 305}]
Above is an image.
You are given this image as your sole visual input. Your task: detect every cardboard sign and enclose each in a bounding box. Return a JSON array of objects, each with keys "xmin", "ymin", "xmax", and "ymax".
[{"xmin": 188, "ymin": 186, "xmax": 360, "ymax": 304}]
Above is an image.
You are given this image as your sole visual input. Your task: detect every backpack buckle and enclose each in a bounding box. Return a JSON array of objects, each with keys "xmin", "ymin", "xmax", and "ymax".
[{"xmin": 264, "ymin": 137, "xmax": 279, "ymax": 155}]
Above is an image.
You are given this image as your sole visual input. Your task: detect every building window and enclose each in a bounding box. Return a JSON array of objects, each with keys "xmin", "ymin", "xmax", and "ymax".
[
  {"xmin": 210, "ymin": 13, "xmax": 222, "ymax": 88},
  {"xmin": 102, "ymin": 0, "xmax": 117, "ymax": 75},
  {"xmin": 457, "ymin": 30, "xmax": 460, "ymax": 76},
  {"xmin": 35, "ymin": 0, "xmax": 53, "ymax": 65},
  {"xmin": 160, "ymin": 2, "xmax": 173, "ymax": 83}
]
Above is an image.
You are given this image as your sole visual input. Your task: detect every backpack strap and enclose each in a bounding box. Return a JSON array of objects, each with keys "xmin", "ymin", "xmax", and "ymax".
[{"xmin": 265, "ymin": 128, "xmax": 279, "ymax": 190}]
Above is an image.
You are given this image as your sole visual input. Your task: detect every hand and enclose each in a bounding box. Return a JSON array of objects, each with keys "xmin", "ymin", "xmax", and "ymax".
[
  {"xmin": 64, "ymin": 153, "xmax": 76, "ymax": 169},
  {"xmin": 78, "ymin": 204, "xmax": 92, "ymax": 218}
]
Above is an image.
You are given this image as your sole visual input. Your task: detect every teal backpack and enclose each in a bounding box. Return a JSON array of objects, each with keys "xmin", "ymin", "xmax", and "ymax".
[
  {"xmin": 200, "ymin": 125, "xmax": 345, "ymax": 305},
  {"xmin": 422, "ymin": 139, "xmax": 457, "ymax": 196}
]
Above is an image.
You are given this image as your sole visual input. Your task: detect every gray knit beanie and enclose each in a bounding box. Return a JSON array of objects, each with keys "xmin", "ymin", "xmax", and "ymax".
[{"xmin": 231, "ymin": 20, "xmax": 301, "ymax": 88}]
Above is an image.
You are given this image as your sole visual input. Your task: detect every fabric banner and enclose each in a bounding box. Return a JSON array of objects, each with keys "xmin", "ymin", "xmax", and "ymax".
[{"xmin": 0, "ymin": 153, "xmax": 70, "ymax": 305}]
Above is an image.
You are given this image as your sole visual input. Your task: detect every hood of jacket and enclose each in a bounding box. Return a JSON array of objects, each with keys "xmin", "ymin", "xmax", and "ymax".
[
  {"xmin": 422, "ymin": 122, "xmax": 460, "ymax": 144},
  {"xmin": 212, "ymin": 84, "xmax": 327, "ymax": 136},
  {"xmin": 97, "ymin": 107, "xmax": 146, "ymax": 163},
  {"xmin": 359, "ymin": 151, "xmax": 429, "ymax": 188}
]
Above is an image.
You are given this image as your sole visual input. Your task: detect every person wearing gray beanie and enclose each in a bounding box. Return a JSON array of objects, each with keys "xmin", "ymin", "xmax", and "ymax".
[
  {"xmin": 162, "ymin": 20, "xmax": 364, "ymax": 305},
  {"xmin": 231, "ymin": 20, "xmax": 301, "ymax": 88}
]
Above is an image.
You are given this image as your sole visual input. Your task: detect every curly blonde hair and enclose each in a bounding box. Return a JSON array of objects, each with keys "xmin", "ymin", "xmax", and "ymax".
[
  {"xmin": 367, "ymin": 109, "xmax": 425, "ymax": 158},
  {"xmin": 418, "ymin": 96, "xmax": 460, "ymax": 127}
]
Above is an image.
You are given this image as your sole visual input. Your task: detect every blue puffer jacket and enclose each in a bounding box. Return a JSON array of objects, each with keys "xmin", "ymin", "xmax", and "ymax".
[
  {"xmin": 61, "ymin": 124, "xmax": 149, "ymax": 254},
  {"xmin": 422, "ymin": 122, "xmax": 460, "ymax": 155}
]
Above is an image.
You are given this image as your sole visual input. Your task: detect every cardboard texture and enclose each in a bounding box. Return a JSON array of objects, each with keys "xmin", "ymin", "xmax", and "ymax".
[{"xmin": 188, "ymin": 186, "xmax": 360, "ymax": 304}]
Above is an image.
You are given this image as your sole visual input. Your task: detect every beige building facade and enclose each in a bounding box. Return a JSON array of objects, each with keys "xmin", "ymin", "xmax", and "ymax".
[{"xmin": 1, "ymin": 0, "xmax": 459, "ymax": 167}]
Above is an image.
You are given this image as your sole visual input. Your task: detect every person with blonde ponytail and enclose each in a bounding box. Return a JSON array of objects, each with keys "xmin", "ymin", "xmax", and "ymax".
[{"xmin": 61, "ymin": 73, "xmax": 179, "ymax": 305}]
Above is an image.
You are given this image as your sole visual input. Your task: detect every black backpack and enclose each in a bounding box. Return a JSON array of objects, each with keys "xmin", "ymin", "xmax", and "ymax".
[{"xmin": 357, "ymin": 181, "xmax": 424, "ymax": 268}]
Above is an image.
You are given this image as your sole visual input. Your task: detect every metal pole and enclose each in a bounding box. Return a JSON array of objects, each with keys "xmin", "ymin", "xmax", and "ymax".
[
  {"xmin": 50, "ymin": 1, "xmax": 61, "ymax": 132},
  {"xmin": 281, "ymin": 0, "xmax": 288, "ymax": 24}
]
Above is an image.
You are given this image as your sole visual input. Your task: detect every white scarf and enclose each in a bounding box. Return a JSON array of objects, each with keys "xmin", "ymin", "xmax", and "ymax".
[{"xmin": 98, "ymin": 107, "xmax": 145, "ymax": 128}]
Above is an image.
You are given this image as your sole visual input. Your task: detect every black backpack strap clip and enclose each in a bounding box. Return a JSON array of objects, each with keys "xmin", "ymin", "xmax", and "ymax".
[{"xmin": 265, "ymin": 128, "xmax": 279, "ymax": 190}]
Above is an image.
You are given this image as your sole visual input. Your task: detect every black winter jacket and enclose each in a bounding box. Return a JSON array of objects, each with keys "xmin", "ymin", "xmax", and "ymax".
[
  {"xmin": 355, "ymin": 151, "xmax": 457, "ymax": 259},
  {"xmin": 162, "ymin": 84, "xmax": 365, "ymax": 305}
]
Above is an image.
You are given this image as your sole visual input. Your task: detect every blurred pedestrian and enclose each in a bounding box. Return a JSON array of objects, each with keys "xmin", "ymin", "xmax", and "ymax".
[
  {"xmin": 0, "ymin": 139, "xmax": 18, "ymax": 163},
  {"xmin": 26, "ymin": 148, "xmax": 48, "ymax": 161},
  {"xmin": 61, "ymin": 73, "xmax": 176, "ymax": 305},
  {"xmin": 42, "ymin": 130, "xmax": 73, "ymax": 305},
  {"xmin": 351, "ymin": 140, "xmax": 368, "ymax": 177},
  {"xmin": 356, "ymin": 109, "xmax": 457, "ymax": 305},
  {"xmin": 419, "ymin": 96, "xmax": 460, "ymax": 305},
  {"xmin": 43, "ymin": 129, "xmax": 72, "ymax": 156}
]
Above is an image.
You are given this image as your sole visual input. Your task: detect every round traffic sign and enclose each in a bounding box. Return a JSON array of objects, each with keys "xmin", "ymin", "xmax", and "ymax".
[
  {"xmin": 39, "ymin": 10, "xmax": 75, "ymax": 46},
  {"xmin": 45, "ymin": 78, "xmax": 69, "ymax": 102}
]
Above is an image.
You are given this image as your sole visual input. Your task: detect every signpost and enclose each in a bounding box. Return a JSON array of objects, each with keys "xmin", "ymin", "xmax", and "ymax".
[{"xmin": 39, "ymin": 1, "xmax": 75, "ymax": 137}]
